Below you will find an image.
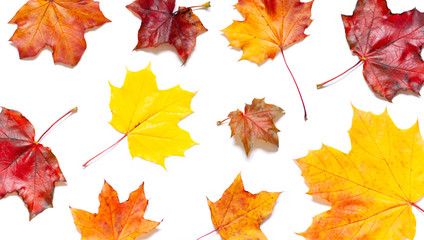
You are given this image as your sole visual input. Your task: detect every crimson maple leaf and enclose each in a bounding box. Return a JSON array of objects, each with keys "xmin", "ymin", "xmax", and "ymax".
[
  {"xmin": 0, "ymin": 107, "xmax": 76, "ymax": 219},
  {"xmin": 127, "ymin": 0, "xmax": 209, "ymax": 62},
  {"xmin": 320, "ymin": 0, "xmax": 424, "ymax": 100},
  {"xmin": 219, "ymin": 98, "xmax": 284, "ymax": 155}
]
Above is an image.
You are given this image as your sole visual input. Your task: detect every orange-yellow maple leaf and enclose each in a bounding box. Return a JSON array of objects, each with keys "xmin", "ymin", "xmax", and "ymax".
[
  {"xmin": 297, "ymin": 106, "xmax": 424, "ymax": 239},
  {"xmin": 70, "ymin": 181, "xmax": 160, "ymax": 240},
  {"xmin": 203, "ymin": 174, "xmax": 281, "ymax": 240},
  {"xmin": 222, "ymin": 0, "xmax": 313, "ymax": 64},
  {"xmin": 9, "ymin": 0, "xmax": 110, "ymax": 66}
]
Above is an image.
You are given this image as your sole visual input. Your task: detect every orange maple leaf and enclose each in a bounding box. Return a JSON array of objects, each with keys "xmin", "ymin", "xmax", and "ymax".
[
  {"xmin": 222, "ymin": 0, "xmax": 313, "ymax": 120},
  {"xmin": 222, "ymin": 0, "xmax": 313, "ymax": 64},
  {"xmin": 201, "ymin": 174, "xmax": 281, "ymax": 239},
  {"xmin": 70, "ymin": 181, "xmax": 160, "ymax": 240},
  {"xmin": 297, "ymin": 106, "xmax": 424, "ymax": 239},
  {"xmin": 9, "ymin": 0, "xmax": 110, "ymax": 66}
]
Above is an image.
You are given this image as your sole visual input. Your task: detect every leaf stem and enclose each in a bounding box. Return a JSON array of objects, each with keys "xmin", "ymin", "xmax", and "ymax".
[
  {"xmin": 280, "ymin": 47, "xmax": 307, "ymax": 121},
  {"xmin": 191, "ymin": 1, "xmax": 211, "ymax": 9},
  {"xmin": 217, "ymin": 118, "xmax": 230, "ymax": 126},
  {"xmin": 82, "ymin": 133, "xmax": 128, "ymax": 167},
  {"xmin": 196, "ymin": 229, "xmax": 218, "ymax": 240},
  {"xmin": 36, "ymin": 107, "xmax": 78, "ymax": 143},
  {"xmin": 316, "ymin": 58, "xmax": 364, "ymax": 89},
  {"xmin": 411, "ymin": 202, "xmax": 424, "ymax": 213}
]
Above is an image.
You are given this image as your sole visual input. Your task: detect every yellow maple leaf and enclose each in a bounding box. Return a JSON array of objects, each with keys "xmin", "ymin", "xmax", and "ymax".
[
  {"xmin": 297, "ymin": 106, "xmax": 424, "ymax": 239},
  {"xmin": 85, "ymin": 63, "xmax": 196, "ymax": 169}
]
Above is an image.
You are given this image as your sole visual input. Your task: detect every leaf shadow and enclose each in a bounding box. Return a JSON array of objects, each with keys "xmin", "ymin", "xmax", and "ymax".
[
  {"xmin": 55, "ymin": 180, "xmax": 67, "ymax": 188},
  {"xmin": 135, "ymin": 227, "xmax": 160, "ymax": 240},
  {"xmin": 376, "ymin": 88, "xmax": 421, "ymax": 102},
  {"xmin": 311, "ymin": 196, "xmax": 331, "ymax": 207},
  {"xmin": 232, "ymin": 136, "xmax": 279, "ymax": 157},
  {"xmin": 133, "ymin": 43, "xmax": 179, "ymax": 59},
  {"xmin": 319, "ymin": 65, "xmax": 361, "ymax": 88},
  {"xmin": 8, "ymin": 42, "xmax": 77, "ymax": 68}
]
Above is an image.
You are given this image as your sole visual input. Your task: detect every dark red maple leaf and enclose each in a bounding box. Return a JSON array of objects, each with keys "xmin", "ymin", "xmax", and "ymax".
[
  {"xmin": 127, "ymin": 0, "xmax": 209, "ymax": 62},
  {"xmin": 0, "ymin": 107, "xmax": 76, "ymax": 219},
  {"xmin": 320, "ymin": 0, "xmax": 424, "ymax": 101},
  {"xmin": 218, "ymin": 98, "xmax": 284, "ymax": 155}
]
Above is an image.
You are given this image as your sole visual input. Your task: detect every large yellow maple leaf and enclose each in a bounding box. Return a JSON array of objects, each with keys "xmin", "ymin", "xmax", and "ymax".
[
  {"xmin": 85, "ymin": 63, "xmax": 196, "ymax": 169},
  {"xmin": 297, "ymin": 106, "xmax": 424, "ymax": 239}
]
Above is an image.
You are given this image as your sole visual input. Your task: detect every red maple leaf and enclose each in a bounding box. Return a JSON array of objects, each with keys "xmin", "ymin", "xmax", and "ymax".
[
  {"xmin": 219, "ymin": 98, "xmax": 284, "ymax": 155},
  {"xmin": 127, "ymin": 0, "xmax": 209, "ymax": 62},
  {"xmin": 319, "ymin": 0, "xmax": 424, "ymax": 101},
  {"xmin": 0, "ymin": 107, "xmax": 76, "ymax": 219}
]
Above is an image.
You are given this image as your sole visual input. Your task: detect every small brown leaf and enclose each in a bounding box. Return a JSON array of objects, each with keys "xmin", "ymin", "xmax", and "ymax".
[{"xmin": 223, "ymin": 98, "xmax": 284, "ymax": 155}]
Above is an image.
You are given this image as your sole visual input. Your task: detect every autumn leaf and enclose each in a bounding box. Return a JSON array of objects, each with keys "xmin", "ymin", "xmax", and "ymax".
[
  {"xmin": 297, "ymin": 106, "xmax": 424, "ymax": 239},
  {"xmin": 218, "ymin": 98, "xmax": 284, "ymax": 156},
  {"xmin": 84, "ymin": 63, "xmax": 196, "ymax": 169},
  {"xmin": 317, "ymin": 0, "xmax": 424, "ymax": 101},
  {"xmin": 9, "ymin": 0, "xmax": 110, "ymax": 66},
  {"xmin": 222, "ymin": 0, "xmax": 313, "ymax": 120},
  {"xmin": 222, "ymin": 0, "xmax": 313, "ymax": 64},
  {"xmin": 199, "ymin": 173, "xmax": 281, "ymax": 240},
  {"xmin": 127, "ymin": 0, "xmax": 210, "ymax": 62},
  {"xmin": 71, "ymin": 181, "xmax": 160, "ymax": 240},
  {"xmin": 0, "ymin": 107, "xmax": 77, "ymax": 219}
]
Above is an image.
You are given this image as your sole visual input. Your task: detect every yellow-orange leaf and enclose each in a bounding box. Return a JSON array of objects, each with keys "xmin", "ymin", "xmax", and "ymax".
[
  {"xmin": 9, "ymin": 0, "xmax": 110, "ymax": 66},
  {"xmin": 297, "ymin": 106, "xmax": 424, "ymax": 239},
  {"xmin": 222, "ymin": 0, "xmax": 313, "ymax": 64},
  {"xmin": 205, "ymin": 174, "xmax": 281, "ymax": 239},
  {"xmin": 70, "ymin": 181, "xmax": 160, "ymax": 240}
]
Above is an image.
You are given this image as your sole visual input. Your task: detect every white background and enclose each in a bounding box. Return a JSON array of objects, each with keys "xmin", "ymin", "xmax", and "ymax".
[{"xmin": 1, "ymin": 0, "xmax": 424, "ymax": 239}]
